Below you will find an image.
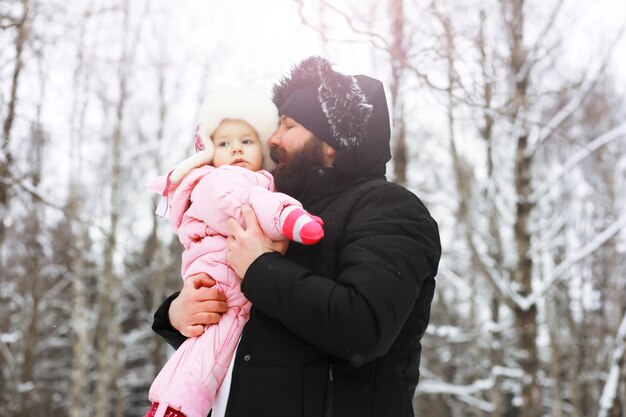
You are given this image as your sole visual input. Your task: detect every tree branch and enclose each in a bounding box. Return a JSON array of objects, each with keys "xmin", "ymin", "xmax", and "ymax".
[
  {"xmin": 526, "ymin": 212, "xmax": 626, "ymax": 308},
  {"xmin": 526, "ymin": 22, "xmax": 626, "ymax": 156},
  {"xmin": 295, "ymin": 0, "xmax": 388, "ymax": 47},
  {"xmin": 0, "ymin": 174, "xmax": 106, "ymax": 234},
  {"xmin": 530, "ymin": 122, "xmax": 626, "ymax": 204},
  {"xmin": 598, "ymin": 311, "xmax": 626, "ymax": 417},
  {"xmin": 416, "ymin": 366, "xmax": 526, "ymax": 411},
  {"xmin": 319, "ymin": 0, "xmax": 391, "ymax": 49},
  {"xmin": 294, "ymin": 0, "xmax": 448, "ymax": 91},
  {"xmin": 517, "ymin": 0, "xmax": 565, "ymax": 83}
]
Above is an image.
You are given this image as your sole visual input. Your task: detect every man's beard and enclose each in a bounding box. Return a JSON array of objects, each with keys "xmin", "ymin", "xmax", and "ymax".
[{"xmin": 270, "ymin": 137, "xmax": 327, "ymax": 198}]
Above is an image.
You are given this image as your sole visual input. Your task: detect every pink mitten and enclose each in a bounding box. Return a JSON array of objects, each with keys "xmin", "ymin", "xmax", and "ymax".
[{"xmin": 279, "ymin": 206, "xmax": 324, "ymax": 245}]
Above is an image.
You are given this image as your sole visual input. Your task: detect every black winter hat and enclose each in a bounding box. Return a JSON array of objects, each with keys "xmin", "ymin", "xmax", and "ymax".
[
  {"xmin": 272, "ymin": 56, "xmax": 373, "ymax": 150},
  {"xmin": 273, "ymin": 56, "xmax": 392, "ymax": 178}
]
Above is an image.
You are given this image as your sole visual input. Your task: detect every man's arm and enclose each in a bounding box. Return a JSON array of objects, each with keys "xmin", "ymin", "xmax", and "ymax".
[
  {"xmin": 152, "ymin": 274, "xmax": 228, "ymax": 349},
  {"xmin": 152, "ymin": 291, "xmax": 187, "ymax": 349},
  {"xmin": 228, "ymin": 186, "xmax": 441, "ymax": 365}
]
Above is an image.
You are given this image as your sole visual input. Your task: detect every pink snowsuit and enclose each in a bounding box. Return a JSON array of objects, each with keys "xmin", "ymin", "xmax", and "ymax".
[{"xmin": 147, "ymin": 164, "xmax": 302, "ymax": 417}]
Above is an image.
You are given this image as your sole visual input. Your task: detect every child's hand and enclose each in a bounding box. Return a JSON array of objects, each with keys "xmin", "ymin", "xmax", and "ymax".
[
  {"xmin": 169, "ymin": 273, "xmax": 228, "ymax": 337},
  {"xmin": 279, "ymin": 207, "xmax": 324, "ymax": 245}
]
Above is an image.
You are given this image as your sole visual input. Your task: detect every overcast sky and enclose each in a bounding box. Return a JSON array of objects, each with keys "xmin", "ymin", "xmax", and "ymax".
[{"xmin": 164, "ymin": 0, "xmax": 626, "ymax": 89}]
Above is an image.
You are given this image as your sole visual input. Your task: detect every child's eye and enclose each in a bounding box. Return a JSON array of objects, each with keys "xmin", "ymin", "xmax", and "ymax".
[
  {"xmin": 217, "ymin": 141, "xmax": 229, "ymax": 147},
  {"xmin": 243, "ymin": 139, "xmax": 254, "ymax": 145}
]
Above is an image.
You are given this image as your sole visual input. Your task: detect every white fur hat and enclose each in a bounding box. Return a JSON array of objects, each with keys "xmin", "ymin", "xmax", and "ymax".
[{"xmin": 169, "ymin": 88, "xmax": 279, "ymax": 184}]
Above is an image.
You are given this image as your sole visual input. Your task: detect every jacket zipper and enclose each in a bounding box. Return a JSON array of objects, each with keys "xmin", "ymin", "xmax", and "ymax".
[
  {"xmin": 323, "ymin": 363, "xmax": 334, "ymax": 417},
  {"xmin": 296, "ymin": 168, "xmax": 317, "ymax": 202}
]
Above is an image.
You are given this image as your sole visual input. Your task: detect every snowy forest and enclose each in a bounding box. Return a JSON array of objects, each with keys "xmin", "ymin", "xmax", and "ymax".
[{"xmin": 1, "ymin": 0, "xmax": 625, "ymax": 416}]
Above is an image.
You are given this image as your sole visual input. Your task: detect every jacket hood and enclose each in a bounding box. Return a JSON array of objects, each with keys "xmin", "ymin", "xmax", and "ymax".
[{"xmin": 332, "ymin": 75, "xmax": 391, "ymax": 178}]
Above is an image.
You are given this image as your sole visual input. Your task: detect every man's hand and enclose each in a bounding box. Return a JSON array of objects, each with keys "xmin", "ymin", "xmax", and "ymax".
[
  {"xmin": 226, "ymin": 204, "xmax": 289, "ymax": 278},
  {"xmin": 169, "ymin": 273, "xmax": 228, "ymax": 337}
]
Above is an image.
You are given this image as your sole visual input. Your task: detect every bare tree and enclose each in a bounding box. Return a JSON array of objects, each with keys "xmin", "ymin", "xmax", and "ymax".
[
  {"xmin": 296, "ymin": 0, "xmax": 626, "ymax": 416},
  {"xmin": 295, "ymin": 0, "xmax": 417, "ymax": 185},
  {"xmin": 1, "ymin": 1, "xmax": 624, "ymax": 416},
  {"xmin": 67, "ymin": 3, "xmax": 97, "ymax": 416},
  {"xmin": 1, "ymin": 0, "xmax": 30, "ymax": 279},
  {"xmin": 93, "ymin": 3, "xmax": 131, "ymax": 415},
  {"xmin": 388, "ymin": 0, "xmax": 408, "ymax": 185}
]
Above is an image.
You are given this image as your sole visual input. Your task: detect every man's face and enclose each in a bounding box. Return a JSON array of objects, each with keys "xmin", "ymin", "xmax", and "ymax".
[
  {"xmin": 268, "ymin": 116, "xmax": 315, "ymax": 157},
  {"xmin": 269, "ymin": 116, "xmax": 327, "ymax": 196}
]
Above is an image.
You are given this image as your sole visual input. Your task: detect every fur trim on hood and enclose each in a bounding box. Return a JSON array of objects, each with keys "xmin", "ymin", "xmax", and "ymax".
[{"xmin": 272, "ymin": 56, "xmax": 373, "ymax": 150}]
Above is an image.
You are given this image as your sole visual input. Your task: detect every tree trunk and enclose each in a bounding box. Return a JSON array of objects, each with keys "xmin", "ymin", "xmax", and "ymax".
[
  {"xmin": 17, "ymin": 192, "xmax": 43, "ymax": 414},
  {"xmin": 94, "ymin": 99, "xmax": 124, "ymax": 417},
  {"xmin": 68, "ymin": 186, "xmax": 89, "ymax": 417},
  {"xmin": 490, "ymin": 298, "xmax": 506, "ymax": 417},
  {"xmin": 388, "ymin": 0, "xmax": 407, "ymax": 186},
  {"xmin": 67, "ymin": 11, "xmax": 93, "ymax": 417},
  {"xmin": 547, "ymin": 301, "xmax": 563, "ymax": 417},
  {"xmin": 94, "ymin": 14, "xmax": 128, "ymax": 415},
  {"xmin": 502, "ymin": 0, "xmax": 541, "ymax": 415},
  {"xmin": 0, "ymin": 0, "xmax": 29, "ymax": 271},
  {"xmin": 513, "ymin": 133, "xmax": 540, "ymax": 417},
  {"xmin": 16, "ymin": 276, "xmax": 40, "ymax": 417},
  {"xmin": 149, "ymin": 62, "xmax": 171, "ymax": 370},
  {"xmin": 476, "ymin": 11, "xmax": 508, "ymax": 414}
]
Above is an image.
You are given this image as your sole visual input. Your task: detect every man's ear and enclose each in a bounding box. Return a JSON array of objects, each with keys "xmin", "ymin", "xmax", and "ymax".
[{"xmin": 324, "ymin": 143, "xmax": 337, "ymax": 159}]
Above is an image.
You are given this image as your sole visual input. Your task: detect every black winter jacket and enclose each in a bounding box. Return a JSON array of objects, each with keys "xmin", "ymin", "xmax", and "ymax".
[{"xmin": 153, "ymin": 76, "xmax": 441, "ymax": 417}]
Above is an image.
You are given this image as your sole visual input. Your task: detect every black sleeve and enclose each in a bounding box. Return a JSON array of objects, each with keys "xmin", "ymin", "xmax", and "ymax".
[
  {"xmin": 241, "ymin": 185, "xmax": 441, "ymax": 365},
  {"xmin": 152, "ymin": 291, "xmax": 188, "ymax": 349}
]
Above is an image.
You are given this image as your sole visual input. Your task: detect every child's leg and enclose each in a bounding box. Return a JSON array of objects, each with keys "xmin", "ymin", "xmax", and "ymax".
[
  {"xmin": 279, "ymin": 205, "xmax": 324, "ymax": 245},
  {"xmin": 147, "ymin": 271, "xmax": 249, "ymax": 417},
  {"xmin": 147, "ymin": 335, "xmax": 214, "ymax": 417}
]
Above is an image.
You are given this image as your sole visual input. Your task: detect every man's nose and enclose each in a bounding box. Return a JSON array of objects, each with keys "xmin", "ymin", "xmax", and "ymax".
[{"xmin": 268, "ymin": 132, "xmax": 280, "ymax": 147}]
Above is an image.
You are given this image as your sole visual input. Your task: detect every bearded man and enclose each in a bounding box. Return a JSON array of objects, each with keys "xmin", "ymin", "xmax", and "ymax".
[{"xmin": 151, "ymin": 56, "xmax": 441, "ymax": 417}]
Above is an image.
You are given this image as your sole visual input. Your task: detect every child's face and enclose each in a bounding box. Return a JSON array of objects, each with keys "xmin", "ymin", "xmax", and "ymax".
[{"xmin": 212, "ymin": 119, "xmax": 263, "ymax": 171}]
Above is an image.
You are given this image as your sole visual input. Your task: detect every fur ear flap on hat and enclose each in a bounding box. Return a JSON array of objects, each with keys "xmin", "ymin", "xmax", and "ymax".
[
  {"xmin": 168, "ymin": 126, "xmax": 214, "ymax": 184},
  {"xmin": 272, "ymin": 56, "xmax": 373, "ymax": 149},
  {"xmin": 169, "ymin": 149, "xmax": 213, "ymax": 185}
]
